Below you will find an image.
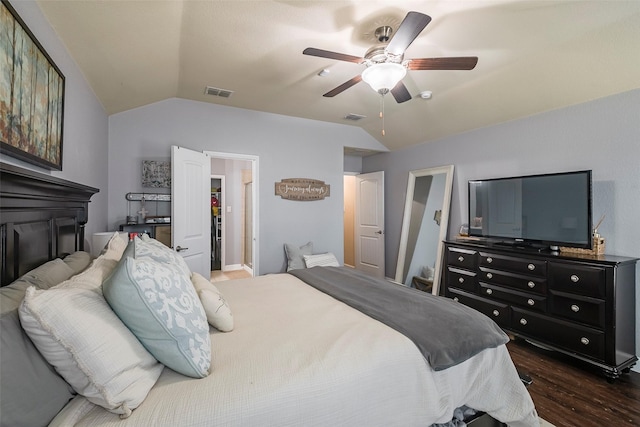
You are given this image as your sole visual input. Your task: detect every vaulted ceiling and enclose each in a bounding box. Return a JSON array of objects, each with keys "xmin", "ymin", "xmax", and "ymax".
[{"xmin": 37, "ymin": 0, "xmax": 640, "ymax": 151}]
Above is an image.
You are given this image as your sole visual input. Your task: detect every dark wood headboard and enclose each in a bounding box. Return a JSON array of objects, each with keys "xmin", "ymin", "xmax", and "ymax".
[{"xmin": 0, "ymin": 163, "xmax": 99, "ymax": 286}]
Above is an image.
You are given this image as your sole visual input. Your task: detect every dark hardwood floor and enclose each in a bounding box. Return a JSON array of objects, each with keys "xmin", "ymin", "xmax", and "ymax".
[{"xmin": 507, "ymin": 339, "xmax": 640, "ymax": 426}]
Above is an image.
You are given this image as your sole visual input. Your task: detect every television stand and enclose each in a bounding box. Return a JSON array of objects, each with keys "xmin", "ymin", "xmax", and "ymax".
[{"xmin": 443, "ymin": 240, "xmax": 638, "ymax": 381}]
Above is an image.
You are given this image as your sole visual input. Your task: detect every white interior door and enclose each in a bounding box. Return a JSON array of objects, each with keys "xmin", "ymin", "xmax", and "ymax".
[
  {"xmin": 355, "ymin": 171, "xmax": 385, "ymax": 278},
  {"xmin": 172, "ymin": 146, "xmax": 211, "ymax": 278}
]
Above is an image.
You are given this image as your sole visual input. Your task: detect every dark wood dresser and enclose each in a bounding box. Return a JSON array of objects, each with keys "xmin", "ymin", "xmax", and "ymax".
[{"xmin": 443, "ymin": 239, "xmax": 638, "ymax": 381}]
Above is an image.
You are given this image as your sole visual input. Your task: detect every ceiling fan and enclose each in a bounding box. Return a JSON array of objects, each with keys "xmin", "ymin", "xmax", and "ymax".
[{"xmin": 303, "ymin": 11, "xmax": 478, "ymax": 103}]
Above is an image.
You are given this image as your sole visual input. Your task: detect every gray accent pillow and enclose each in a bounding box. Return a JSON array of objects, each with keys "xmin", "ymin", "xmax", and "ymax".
[
  {"xmin": 16, "ymin": 258, "xmax": 74, "ymax": 290},
  {"xmin": 284, "ymin": 241, "xmax": 313, "ymax": 271},
  {"xmin": 1, "ymin": 281, "xmax": 75, "ymax": 427},
  {"xmin": 62, "ymin": 251, "xmax": 93, "ymax": 276}
]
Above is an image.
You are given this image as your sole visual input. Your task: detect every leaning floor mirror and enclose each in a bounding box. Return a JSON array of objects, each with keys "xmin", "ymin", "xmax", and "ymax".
[{"xmin": 395, "ymin": 165, "xmax": 454, "ymax": 296}]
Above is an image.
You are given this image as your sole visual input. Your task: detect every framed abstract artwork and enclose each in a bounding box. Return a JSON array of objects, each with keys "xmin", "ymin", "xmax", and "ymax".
[
  {"xmin": 142, "ymin": 160, "xmax": 171, "ymax": 188},
  {"xmin": 0, "ymin": 0, "xmax": 65, "ymax": 170}
]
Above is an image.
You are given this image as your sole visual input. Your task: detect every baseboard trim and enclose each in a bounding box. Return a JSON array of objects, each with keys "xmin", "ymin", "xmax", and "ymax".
[{"xmin": 222, "ymin": 264, "xmax": 242, "ymax": 272}]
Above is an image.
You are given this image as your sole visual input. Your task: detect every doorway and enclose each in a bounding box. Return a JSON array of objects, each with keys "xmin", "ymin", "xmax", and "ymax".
[
  {"xmin": 343, "ymin": 171, "xmax": 385, "ymax": 278},
  {"xmin": 210, "ymin": 175, "xmax": 225, "ymax": 271},
  {"xmin": 243, "ymin": 180, "xmax": 253, "ymax": 270},
  {"xmin": 343, "ymin": 175, "xmax": 356, "ymax": 268},
  {"xmin": 205, "ymin": 151, "xmax": 259, "ymax": 277}
]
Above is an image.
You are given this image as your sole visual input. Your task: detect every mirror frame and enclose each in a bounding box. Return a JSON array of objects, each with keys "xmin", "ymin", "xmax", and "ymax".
[{"xmin": 395, "ymin": 165, "xmax": 455, "ymax": 295}]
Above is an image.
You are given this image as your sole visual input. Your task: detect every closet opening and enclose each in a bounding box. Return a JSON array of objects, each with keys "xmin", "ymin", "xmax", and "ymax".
[
  {"xmin": 206, "ymin": 151, "xmax": 259, "ymax": 279},
  {"xmin": 210, "ymin": 175, "xmax": 225, "ymax": 271}
]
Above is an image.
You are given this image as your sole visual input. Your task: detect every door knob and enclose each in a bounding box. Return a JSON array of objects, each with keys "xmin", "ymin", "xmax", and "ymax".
[
  {"xmin": 375, "ymin": 230, "xmax": 383, "ymax": 234},
  {"xmin": 175, "ymin": 246, "xmax": 189, "ymax": 252}
]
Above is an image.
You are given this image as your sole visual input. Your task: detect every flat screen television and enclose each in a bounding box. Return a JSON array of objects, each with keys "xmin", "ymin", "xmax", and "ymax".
[{"xmin": 468, "ymin": 170, "xmax": 592, "ymax": 250}]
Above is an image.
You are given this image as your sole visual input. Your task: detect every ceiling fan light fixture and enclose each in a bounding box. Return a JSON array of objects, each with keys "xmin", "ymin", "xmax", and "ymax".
[{"xmin": 361, "ymin": 63, "xmax": 407, "ymax": 94}]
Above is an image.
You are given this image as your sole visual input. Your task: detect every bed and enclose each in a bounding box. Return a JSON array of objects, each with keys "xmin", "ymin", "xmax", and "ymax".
[{"xmin": 0, "ymin": 163, "xmax": 539, "ymax": 427}]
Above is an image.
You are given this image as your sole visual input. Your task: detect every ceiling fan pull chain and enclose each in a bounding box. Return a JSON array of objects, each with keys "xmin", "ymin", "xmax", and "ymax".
[{"xmin": 380, "ymin": 95, "xmax": 385, "ymax": 136}]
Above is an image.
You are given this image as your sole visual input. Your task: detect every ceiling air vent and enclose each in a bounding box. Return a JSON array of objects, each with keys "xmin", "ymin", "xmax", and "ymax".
[
  {"xmin": 204, "ymin": 86, "xmax": 234, "ymax": 98},
  {"xmin": 344, "ymin": 113, "xmax": 366, "ymax": 121}
]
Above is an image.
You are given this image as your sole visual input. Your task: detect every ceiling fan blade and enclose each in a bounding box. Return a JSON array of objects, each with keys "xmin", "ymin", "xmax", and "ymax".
[
  {"xmin": 323, "ymin": 75, "xmax": 362, "ymax": 97},
  {"xmin": 391, "ymin": 81, "xmax": 412, "ymax": 103},
  {"xmin": 303, "ymin": 47, "xmax": 364, "ymax": 64},
  {"xmin": 408, "ymin": 57, "xmax": 478, "ymax": 70},
  {"xmin": 386, "ymin": 12, "xmax": 431, "ymax": 56}
]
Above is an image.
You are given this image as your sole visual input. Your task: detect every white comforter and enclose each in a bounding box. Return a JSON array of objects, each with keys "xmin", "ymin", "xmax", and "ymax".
[{"xmin": 50, "ymin": 273, "xmax": 538, "ymax": 426}]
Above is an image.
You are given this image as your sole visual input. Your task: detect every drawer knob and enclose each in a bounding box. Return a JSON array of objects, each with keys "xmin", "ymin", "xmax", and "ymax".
[
  {"xmin": 520, "ymin": 318, "xmax": 528, "ymax": 326},
  {"xmin": 453, "ymin": 297, "xmax": 459, "ymax": 302},
  {"xmin": 528, "ymin": 281, "xmax": 536, "ymax": 289},
  {"xmin": 571, "ymin": 304, "xmax": 580, "ymax": 312},
  {"xmin": 571, "ymin": 274, "xmax": 580, "ymax": 283},
  {"xmin": 527, "ymin": 299, "xmax": 535, "ymax": 306},
  {"xmin": 486, "ymin": 288, "xmax": 493, "ymax": 295},
  {"xmin": 492, "ymin": 310, "xmax": 500, "ymax": 317},
  {"xmin": 486, "ymin": 273, "xmax": 493, "ymax": 279},
  {"xmin": 458, "ymin": 277, "xmax": 465, "ymax": 283},
  {"xmin": 581, "ymin": 337, "xmax": 590, "ymax": 345},
  {"xmin": 528, "ymin": 263, "xmax": 535, "ymax": 271},
  {"xmin": 486, "ymin": 257, "xmax": 493, "ymax": 263},
  {"xmin": 458, "ymin": 256, "xmax": 464, "ymax": 262}
]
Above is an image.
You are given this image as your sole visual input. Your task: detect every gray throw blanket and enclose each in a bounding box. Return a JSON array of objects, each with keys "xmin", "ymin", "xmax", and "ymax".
[{"xmin": 289, "ymin": 266, "xmax": 508, "ymax": 371}]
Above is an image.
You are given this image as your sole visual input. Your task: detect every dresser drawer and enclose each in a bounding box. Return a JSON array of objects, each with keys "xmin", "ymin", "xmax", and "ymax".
[
  {"xmin": 446, "ymin": 267, "xmax": 477, "ymax": 292},
  {"xmin": 447, "ymin": 247, "xmax": 477, "ymax": 270},
  {"xmin": 511, "ymin": 307, "xmax": 605, "ymax": 361},
  {"xmin": 549, "ymin": 291, "xmax": 605, "ymax": 329},
  {"xmin": 449, "ymin": 288, "xmax": 510, "ymax": 327},
  {"xmin": 479, "ymin": 252, "xmax": 547, "ymax": 277},
  {"xmin": 479, "ymin": 283, "xmax": 546, "ymax": 312},
  {"xmin": 478, "ymin": 267, "xmax": 547, "ymax": 295},
  {"xmin": 549, "ymin": 263, "xmax": 606, "ymax": 298}
]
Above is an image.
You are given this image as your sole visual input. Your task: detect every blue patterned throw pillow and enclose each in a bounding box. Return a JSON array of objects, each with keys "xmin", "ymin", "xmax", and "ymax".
[
  {"xmin": 103, "ymin": 255, "xmax": 210, "ymax": 378},
  {"xmin": 137, "ymin": 235, "xmax": 191, "ymax": 278}
]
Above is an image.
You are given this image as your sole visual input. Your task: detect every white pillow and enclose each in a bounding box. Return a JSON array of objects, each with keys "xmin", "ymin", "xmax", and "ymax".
[
  {"xmin": 18, "ymin": 283, "xmax": 163, "ymax": 418},
  {"xmin": 98, "ymin": 231, "xmax": 128, "ymax": 261},
  {"xmin": 62, "ymin": 256, "xmax": 118, "ymax": 290},
  {"xmin": 422, "ymin": 265, "xmax": 435, "ymax": 280},
  {"xmin": 191, "ymin": 272, "xmax": 234, "ymax": 332},
  {"xmin": 303, "ymin": 252, "xmax": 340, "ymax": 268}
]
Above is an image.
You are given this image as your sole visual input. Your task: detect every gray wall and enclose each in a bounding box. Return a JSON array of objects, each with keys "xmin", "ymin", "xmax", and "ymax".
[
  {"xmin": 344, "ymin": 155, "xmax": 363, "ymax": 174},
  {"xmin": 108, "ymin": 98, "xmax": 386, "ymax": 274},
  {"xmin": 0, "ymin": 1, "xmax": 109, "ymax": 245},
  {"xmin": 363, "ymin": 89, "xmax": 640, "ymax": 370}
]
